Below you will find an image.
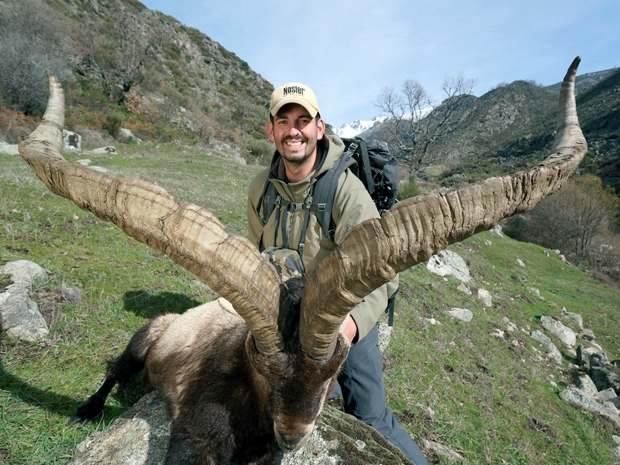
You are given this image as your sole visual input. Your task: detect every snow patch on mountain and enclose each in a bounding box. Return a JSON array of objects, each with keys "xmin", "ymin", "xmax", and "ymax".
[{"xmin": 333, "ymin": 116, "xmax": 388, "ymax": 138}]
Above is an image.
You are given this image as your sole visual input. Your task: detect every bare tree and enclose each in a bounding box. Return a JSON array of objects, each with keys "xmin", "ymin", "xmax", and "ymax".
[
  {"xmin": 376, "ymin": 72, "xmax": 476, "ymax": 175},
  {"xmin": 504, "ymin": 175, "xmax": 620, "ymax": 265}
]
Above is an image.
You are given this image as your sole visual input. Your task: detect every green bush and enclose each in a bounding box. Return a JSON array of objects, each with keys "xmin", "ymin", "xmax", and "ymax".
[
  {"xmin": 246, "ymin": 139, "xmax": 273, "ymax": 164},
  {"xmin": 398, "ymin": 174, "xmax": 421, "ymax": 200},
  {"xmin": 103, "ymin": 112, "xmax": 125, "ymax": 138}
]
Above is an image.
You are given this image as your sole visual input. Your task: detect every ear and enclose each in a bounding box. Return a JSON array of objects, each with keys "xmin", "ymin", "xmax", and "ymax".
[
  {"xmin": 316, "ymin": 118, "xmax": 325, "ymax": 140},
  {"xmin": 266, "ymin": 121, "xmax": 275, "ymax": 143}
]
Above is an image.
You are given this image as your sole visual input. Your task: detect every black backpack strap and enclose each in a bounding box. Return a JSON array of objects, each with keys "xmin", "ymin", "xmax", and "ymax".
[
  {"xmin": 354, "ymin": 139, "xmax": 375, "ymax": 196},
  {"xmin": 386, "ymin": 288, "xmax": 398, "ymax": 327},
  {"xmin": 311, "ymin": 150, "xmax": 357, "ymax": 238},
  {"xmin": 260, "ymin": 181, "xmax": 276, "ymax": 226}
]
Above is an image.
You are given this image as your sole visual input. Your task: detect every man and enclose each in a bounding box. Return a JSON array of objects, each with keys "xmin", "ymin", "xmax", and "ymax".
[{"xmin": 247, "ymin": 82, "xmax": 428, "ymax": 465}]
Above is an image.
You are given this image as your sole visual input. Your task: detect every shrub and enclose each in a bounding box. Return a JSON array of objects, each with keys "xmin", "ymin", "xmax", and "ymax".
[
  {"xmin": 398, "ymin": 174, "xmax": 422, "ymax": 200},
  {"xmin": 245, "ymin": 139, "xmax": 273, "ymax": 164},
  {"xmin": 0, "ymin": 33, "xmax": 70, "ymax": 116},
  {"xmin": 504, "ymin": 175, "xmax": 620, "ymax": 267},
  {"xmin": 103, "ymin": 113, "xmax": 125, "ymax": 138}
]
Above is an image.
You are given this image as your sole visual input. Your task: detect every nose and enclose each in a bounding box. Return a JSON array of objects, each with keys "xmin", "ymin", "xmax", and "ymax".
[
  {"xmin": 286, "ymin": 124, "xmax": 302, "ymax": 137},
  {"xmin": 275, "ymin": 432, "xmax": 307, "ymax": 452}
]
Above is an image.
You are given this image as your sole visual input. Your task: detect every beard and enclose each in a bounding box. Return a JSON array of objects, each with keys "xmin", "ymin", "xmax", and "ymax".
[{"xmin": 277, "ymin": 135, "xmax": 317, "ymax": 166}]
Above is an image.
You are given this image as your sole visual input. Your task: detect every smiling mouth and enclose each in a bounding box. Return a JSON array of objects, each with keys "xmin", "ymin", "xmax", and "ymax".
[{"xmin": 284, "ymin": 138, "xmax": 305, "ymax": 147}]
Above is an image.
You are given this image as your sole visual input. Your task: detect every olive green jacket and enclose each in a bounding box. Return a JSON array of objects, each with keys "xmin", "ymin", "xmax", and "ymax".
[{"xmin": 247, "ymin": 135, "xmax": 398, "ymax": 341}]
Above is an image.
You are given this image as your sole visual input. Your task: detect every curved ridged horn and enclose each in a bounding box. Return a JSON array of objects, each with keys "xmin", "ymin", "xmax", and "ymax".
[
  {"xmin": 300, "ymin": 57, "xmax": 587, "ymax": 360},
  {"xmin": 19, "ymin": 70, "xmax": 284, "ymax": 356}
]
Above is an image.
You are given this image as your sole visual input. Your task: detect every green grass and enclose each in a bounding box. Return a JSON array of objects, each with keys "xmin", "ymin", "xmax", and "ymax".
[{"xmin": 1, "ymin": 145, "xmax": 620, "ymax": 464}]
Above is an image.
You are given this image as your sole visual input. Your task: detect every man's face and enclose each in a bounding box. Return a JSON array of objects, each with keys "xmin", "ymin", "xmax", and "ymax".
[{"xmin": 267, "ymin": 104, "xmax": 325, "ymax": 166}]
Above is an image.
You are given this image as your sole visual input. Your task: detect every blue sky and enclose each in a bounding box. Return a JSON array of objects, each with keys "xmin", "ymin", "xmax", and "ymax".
[{"xmin": 140, "ymin": 0, "xmax": 619, "ymax": 127}]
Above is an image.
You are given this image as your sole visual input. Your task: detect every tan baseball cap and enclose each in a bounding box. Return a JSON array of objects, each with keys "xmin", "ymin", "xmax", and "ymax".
[{"xmin": 270, "ymin": 82, "xmax": 320, "ymax": 118}]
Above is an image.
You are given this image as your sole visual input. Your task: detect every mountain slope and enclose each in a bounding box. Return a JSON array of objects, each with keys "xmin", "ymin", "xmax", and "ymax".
[
  {"xmin": 360, "ymin": 67, "xmax": 620, "ymax": 193},
  {"xmin": 0, "ymin": 0, "xmax": 273, "ymax": 150}
]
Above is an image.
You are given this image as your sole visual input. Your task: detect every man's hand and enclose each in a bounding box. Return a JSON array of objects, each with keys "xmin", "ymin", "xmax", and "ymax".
[{"xmin": 341, "ymin": 314, "xmax": 358, "ymax": 343}]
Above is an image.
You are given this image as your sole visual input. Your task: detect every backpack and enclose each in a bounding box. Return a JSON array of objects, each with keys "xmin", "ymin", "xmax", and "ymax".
[{"xmin": 260, "ymin": 136, "xmax": 400, "ymax": 325}]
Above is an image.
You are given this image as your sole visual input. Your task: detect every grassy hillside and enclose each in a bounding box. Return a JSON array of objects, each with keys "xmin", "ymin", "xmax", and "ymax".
[
  {"xmin": 0, "ymin": 0, "xmax": 273, "ymax": 155},
  {"xmin": 1, "ymin": 145, "xmax": 620, "ymax": 464}
]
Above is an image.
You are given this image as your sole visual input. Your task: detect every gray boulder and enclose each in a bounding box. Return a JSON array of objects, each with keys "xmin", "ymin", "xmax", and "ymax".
[
  {"xmin": 590, "ymin": 354, "xmax": 620, "ymax": 394},
  {"xmin": 426, "ymin": 250, "xmax": 470, "ymax": 283},
  {"xmin": 540, "ymin": 315, "xmax": 576, "ymax": 346},
  {"xmin": 447, "ymin": 307, "xmax": 473, "ymax": 322},
  {"xmin": 63, "ymin": 129, "xmax": 82, "ymax": 152},
  {"xmin": 476, "ymin": 288, "xmax": 492, "ymax": 308},
  {"xmin": 0, "ymin": 140, "xmax": 20, "ymax": 155},
  {"xmin": 0, "ymin": 260, "xmax": 48, "ymax": 286},
  {"xmin": 68, "ymin": 393, "xmax": 413, "ymax": 465},
  {"xmin": 530, "ymin": 330, "xmax": 562, "ymax": 364},
  {"xmin": 559, "ymin": 387, "xmax": 620, "ymax": 429},
  {"xmin": 0, "ymin": 283, "xmax": 49, "ymax": 342},
  {"xmin": 0, "ymin": 260, "xmax": 50, "ymax": 342}
]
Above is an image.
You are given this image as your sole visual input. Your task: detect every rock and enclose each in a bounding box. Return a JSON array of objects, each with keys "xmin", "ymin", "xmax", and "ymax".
[
  {"xmin": 517, "ymin": 259, "xmax": 525, "ymax": 267},
  {"xmin": 377, "ymin": 322, "xmax": 392, "ymax": 353},
  {"xmin": 213, "ymin": 143, "xmax": 247, "ymax": 165},
  {"xmin": 426, "ymin": 250, "xmax": 470, "ymax": 283},
  {"xmin": 0, "ymin": 283, "xmax": 49, "ymax": 342},
  {"xmin": 490, "ymin": 328, "xmax": 505, "ymax": 340},
  {"xmin": 55, "ymin": 285, "xmax": 82, "ymax": 304},
  {"xmin": 0, "ymin": 260, "xmax": 49, "ymax": 286},
  {"xmin": 68, "ymin": 393, "xmax": 413, "ymax": 465},
  {"xmin": 527, "ymin": 287, "xmax": 542, "ymax": 299},
  {"xmin": 580, "ymin": 342, "xmax": 607, "ymax": 361},
  {"xmin": 599, "ymin": 388, "xmax": 620, "ymax": 409},
  {"xmin": 446, "ymin": 308, "xmax": 473, "ymax": 322},
  {"xmin": 490, "ymin": 224, "xmax": 503, "ymax": 236},
  {"xmin": 457, "ymin": 283, "xmax": 472, "ymax": 295},
  {"xmin": 576, "ymin": 345, "xmax": 588, "ymax": 368},
  {"xmin": 63, "ymin": 129, "xmax": 82, "ymax": 152},
  {"xmin": 422, "ymin": 439, "xmax": 467, "ymax": 463},
  {"xmin": 540, "ymin": 315, "xmax": 576, "ymax": 346},
  {"xmin": 0, "ymin": 140, "xmax": 20, "ymax": 155},
  {"xmin": 476, "ymin": 288, "xmax": 492, "ymax": 308},
  {"xmin": 559, "ymin": 387, "xmax": 620, "ymax": 429},
  {"xmin": 76, "ymin": 159, "xmax": 92, "ymax": 166},
  {"xmin": 543, "ymin": 250, "xmax": 550, "ymax": 257},
  {"xmin": 86, "ymin": 146, "xmax": 117, "ymax": 155},
  {"xmin": 530, "ymin": 330, "xmax": 562, "ymax": 364},
  {"xmin": 590, "ymin": 354, "xmax": 620, "ymax": 394},
  {"xmin": 0, "ymin": 260, "xmax": 50, "ymax": 342},
  {"xmin": 502, "ymin": 317, "xmax": 518, "ymax": 333},
  {"xmin": 561, "ymin": 308, "xmax": 584, "ymax": 330},
  {"xmin": 581, "ymin": 329, "xmax": 596, "ymax": 341},
  {"xmin": 576, "ymin": 375, "xmax": 601, "ymax": 401},
  {"xmin": 511, "ymin": 274, "xmax": 527, "ymax": 284},
  {"xmin": 117, "ymin": 128, "xmax": 141, "ymax": 143}
]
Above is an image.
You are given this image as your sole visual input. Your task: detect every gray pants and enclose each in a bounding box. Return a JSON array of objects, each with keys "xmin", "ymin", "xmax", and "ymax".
[{"xmin": 332, "ymin": 325, "xmax": 428, "ymax": 465}]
